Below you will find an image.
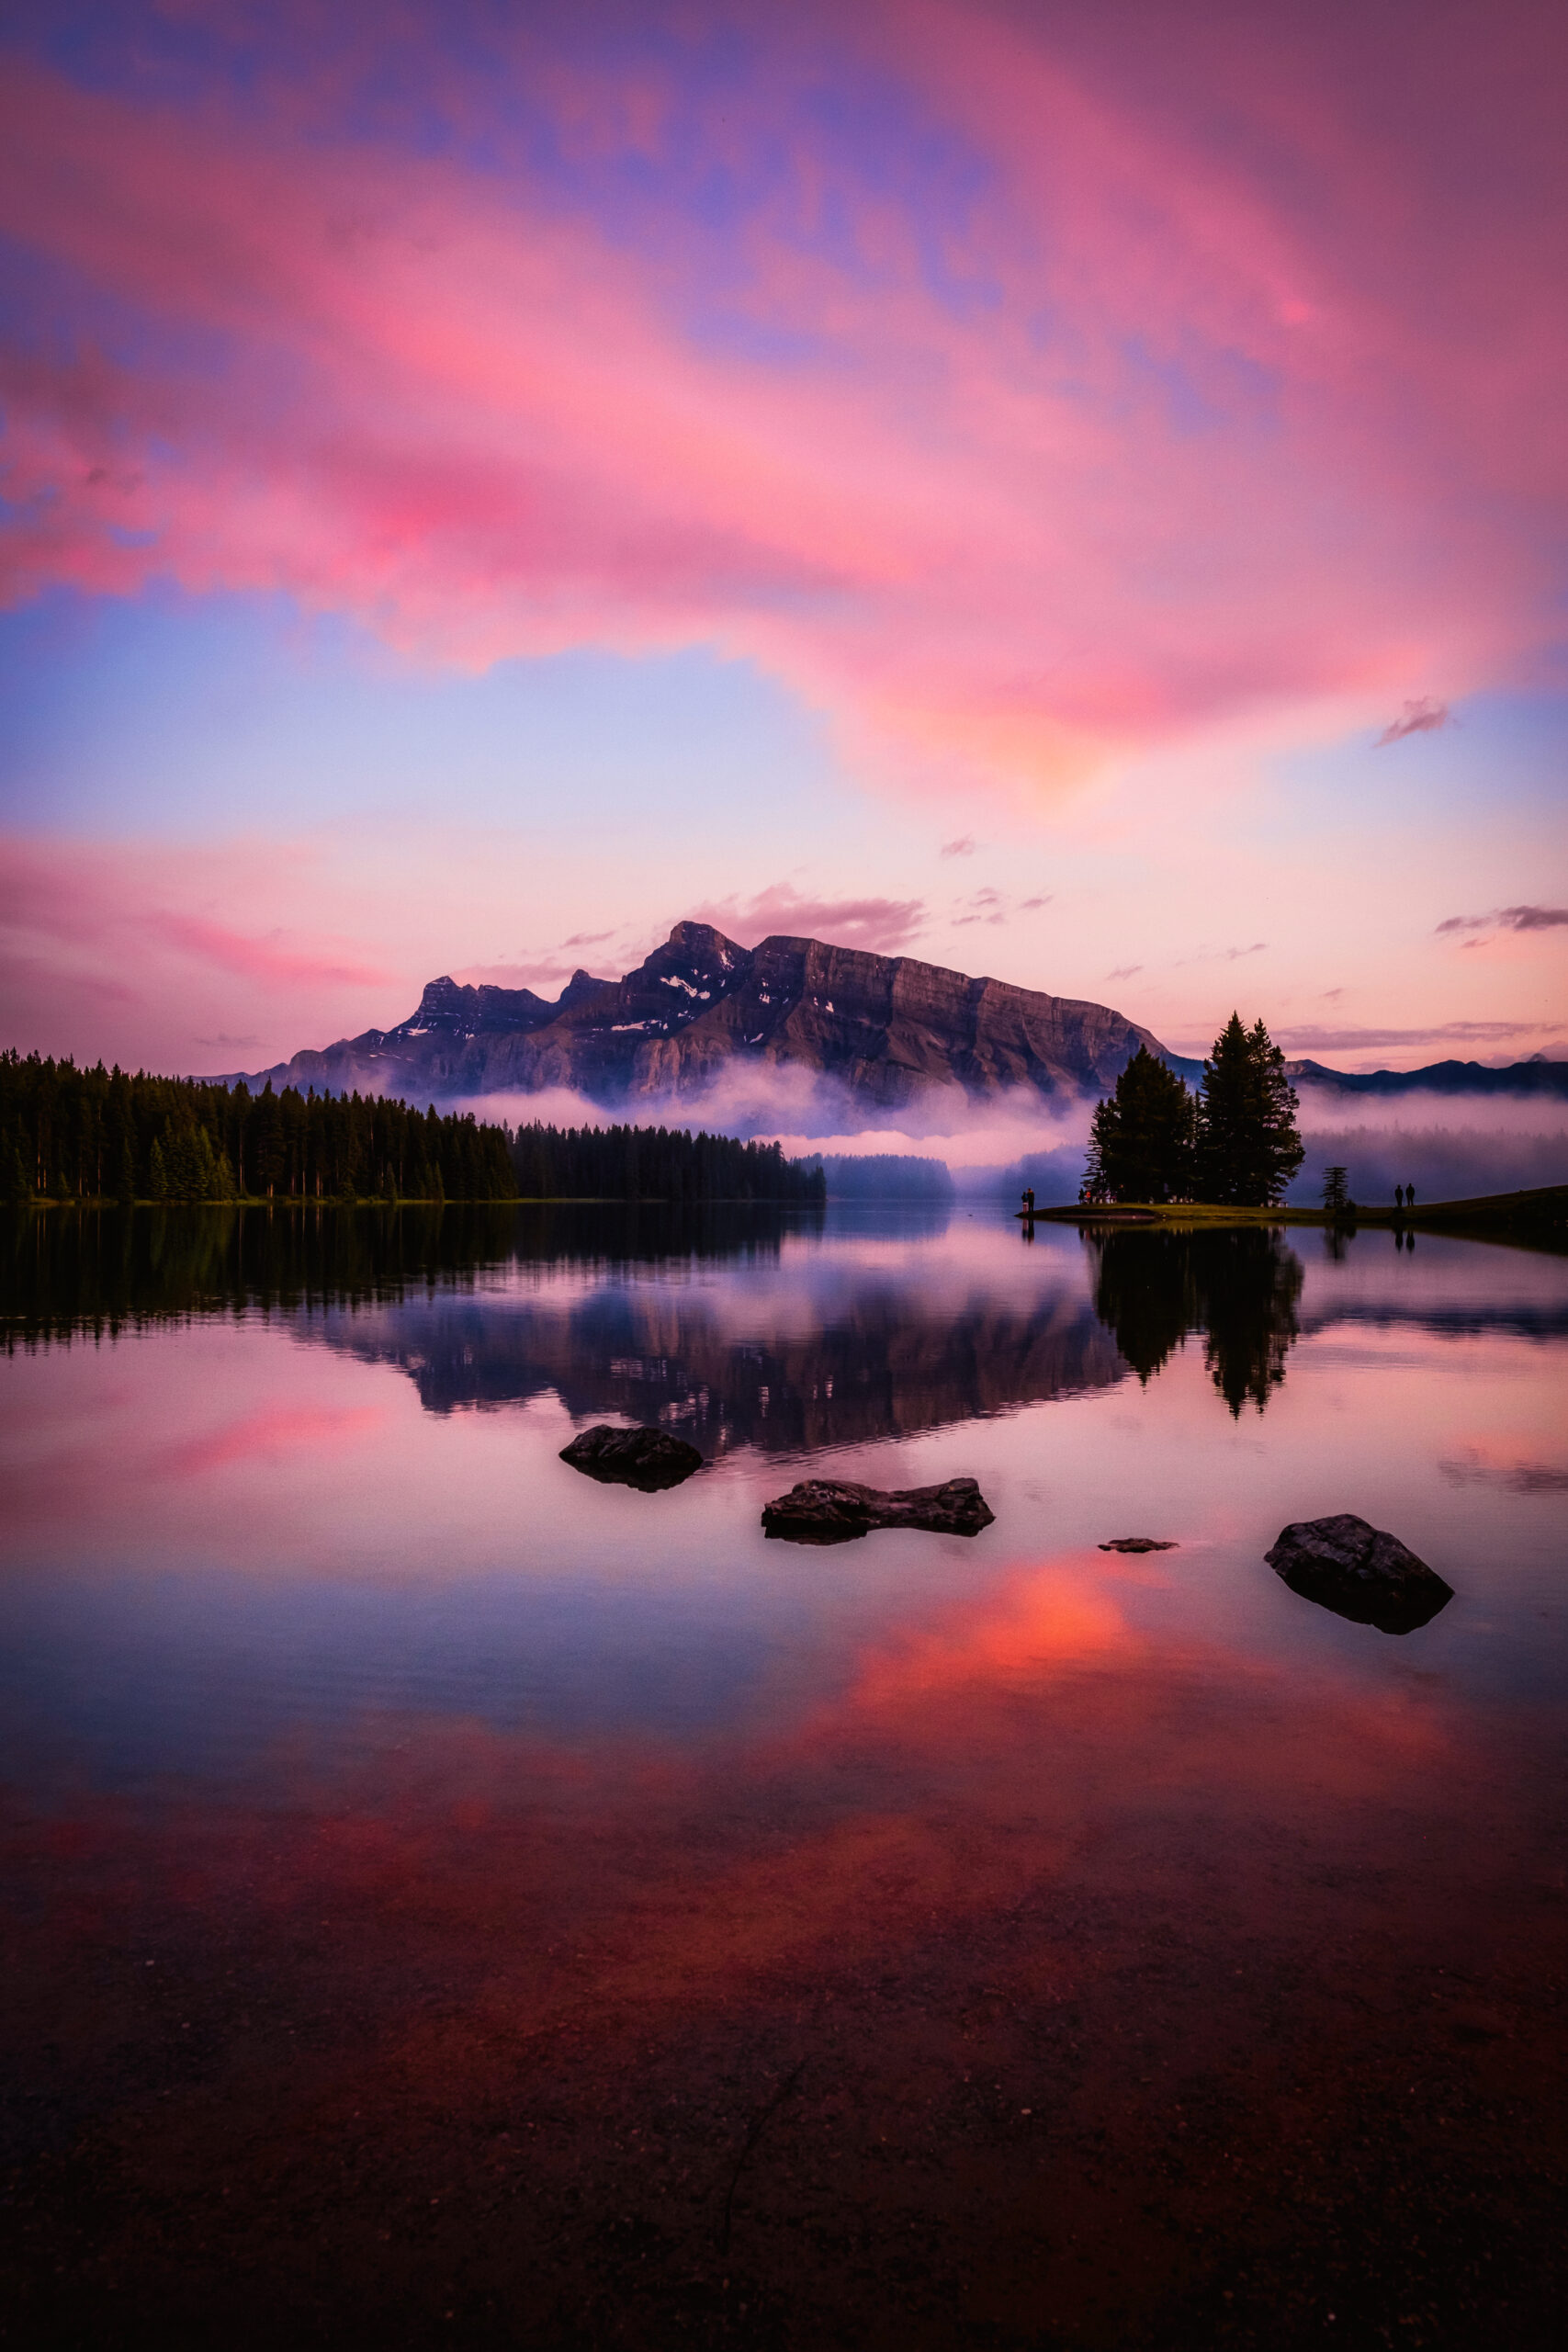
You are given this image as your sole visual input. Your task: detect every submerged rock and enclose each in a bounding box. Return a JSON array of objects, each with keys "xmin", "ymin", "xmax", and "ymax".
[
  {"xmin": 1266, "ymin": 1513, "xmax": 1453, "ymax": 1634},
  {"xmin": 761, "ymin": 1476, "xmax": 995, "ymax": 1545},
  {"xmin": 1099, "ymin": 1537, "xmax": 1178, "ymax": 1554},
  {"xmin": 559, "ymin": 1423, "xmax": 704, "ymax": 1491}
]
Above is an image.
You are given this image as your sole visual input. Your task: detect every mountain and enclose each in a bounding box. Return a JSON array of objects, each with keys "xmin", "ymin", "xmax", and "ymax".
[
  {"xmin": 212, "ymin": 920, "xmax": 1568, "ymax": 1114},
  {"xmin": 220, "ymin": 921, "xmax": 1169, "ymax": 1110}
]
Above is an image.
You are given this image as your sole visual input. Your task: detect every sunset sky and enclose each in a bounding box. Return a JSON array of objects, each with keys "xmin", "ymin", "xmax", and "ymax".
[{"xmin": 2, "ymin": 0, "xmax": 1564, "ymax": 1083}]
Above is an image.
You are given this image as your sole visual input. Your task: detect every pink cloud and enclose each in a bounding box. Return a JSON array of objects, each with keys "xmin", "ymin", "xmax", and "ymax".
[
  {"xmin": 1376, "ymin": 698, "xmax": 1452, "ymax": 747},
  {"xmin": 0, "ymin": 4, "xmax": 1562, "ymax": 796},
  {"xmin": 0, "ymin": 835, "xmax": 397, "ymax": 1069},
  {"xmin": 149, "ymin": 912, "xmax": 389, "ymax": 989},
  {"xmin": 687, "ymin": 884, "xmax": 928, "ymax": 956}
]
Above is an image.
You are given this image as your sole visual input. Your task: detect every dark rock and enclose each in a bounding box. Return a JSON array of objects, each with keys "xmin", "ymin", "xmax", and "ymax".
[
  {"xmin": 1266, "ymin": 1512, "xmax": 1453, "ymax": 1634},
  {"xmin": 559, "ymin": 1423, "xmax": 704, "ymax": 1491},
  {"xmin": 1099, "ymin": 1537, "xmax": 1178, "ymax": 1554},
  {"xmin": 761, "ymin": 1476, "xmax": 995, "ymax": 1545}
]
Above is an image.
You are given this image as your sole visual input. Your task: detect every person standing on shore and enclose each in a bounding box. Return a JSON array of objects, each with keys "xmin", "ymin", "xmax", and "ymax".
[{"xmin": 1395, "ymin": 1184, "xmax": 1404, "ymax": 1211}]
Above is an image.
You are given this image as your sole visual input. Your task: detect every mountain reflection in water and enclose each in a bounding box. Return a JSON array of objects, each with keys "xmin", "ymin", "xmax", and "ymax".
[{"xmin": 10, "ymin": 1205, "xmax": 1568, "ymax": 1450}]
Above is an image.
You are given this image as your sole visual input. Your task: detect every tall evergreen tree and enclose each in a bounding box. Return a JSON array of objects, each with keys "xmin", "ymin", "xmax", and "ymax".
[
  {"xmin": 1084, "ymin": 1047, "xmax": 1195, "ymax": 1203},
  {"xmin": 1321, "ymin": 1165, "xmax": 1352, "ymax": 1220},
  {"xmin": 1194, "ymin": 1014, "xmax": 1304, "ymax": 1205}
]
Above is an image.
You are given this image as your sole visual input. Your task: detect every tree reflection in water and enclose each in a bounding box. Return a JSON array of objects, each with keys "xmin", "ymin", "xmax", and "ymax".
[{"xmin": 1087, "ymin": 1225, "xmax": 1304, "ymax": 1416}]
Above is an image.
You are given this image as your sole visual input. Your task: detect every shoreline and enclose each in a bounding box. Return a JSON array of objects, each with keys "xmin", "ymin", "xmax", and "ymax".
[{"xmin": 1018, "ymin": 1181, "xmax": 1568, "ymax": 1240}]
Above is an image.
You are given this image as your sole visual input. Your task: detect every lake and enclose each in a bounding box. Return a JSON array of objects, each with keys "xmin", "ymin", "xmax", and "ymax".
[{"xmin": 3, "ymin": 1204, "xmax": 1566, "ymax": 2348}]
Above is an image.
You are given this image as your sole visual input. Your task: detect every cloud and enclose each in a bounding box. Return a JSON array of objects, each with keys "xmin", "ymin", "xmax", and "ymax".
[
  {"xmin": 1279, "ymin": 1019, "xmax": 1536, "ymax": 1054},
  {"xmin": 1177, "ymin": 941, "xmax": 1267, "ymax": 967},
  {"xmin": 1375, "ymin": 697, "xmax": 1452, "ymax": 747},
  {"xmin": 0, "ymin": 6, "xmax": 1562, "ymax": 793},
  {"xmin": 1106, "ymin": 964, "xmax": 1142, "ymax": 981},
  {"xmin": 1, "ymin": 839, "xmax": 391, "ymax": 990},
  {"xmin": 687, "ymin": 885, "xmax": 927, "ymax": 956},
  {"xmin": 1437, "ymin": 905, "xmax": 1568, "ymax": 935},
  {"xmin": 150, "ymin": 912, "xmax": 389, "ymax": 989},
  {"xmin": 940, "ymin": 837, "xmax": 977, "ymax": 858},
  {"xmin": 561, "ymin": 930, "xmax": 616, "ymax": 948},
  {"xmin": 1019, "ymin": 896, "xmax": 1052, "ymax": 911},
  {"xmin": 0, "ymin": 832, "xmax": 402, "ymax": 1071}
]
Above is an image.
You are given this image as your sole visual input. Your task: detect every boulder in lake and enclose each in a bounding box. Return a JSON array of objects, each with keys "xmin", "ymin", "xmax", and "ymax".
[
  {"xmin": 1099, "ymin": 1537, "xmax": 1178, "ymax": 1554},
  {"xmin": 1266, "ymin": 1513, "xmax": 1453, "ymax": 1634},
  {"xmin": 761, "ymin": 1476, "xmax": 994, "ymax": 1545},
  {"xmin": 559, "ymin": 1424, "xmax": 704, "ymax": 1491}
]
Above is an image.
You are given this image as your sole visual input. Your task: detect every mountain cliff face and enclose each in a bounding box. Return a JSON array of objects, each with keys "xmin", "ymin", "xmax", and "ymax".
[{"xmin": 229, "ymin": 921, "xmax": 1168, "ymax": 1110}]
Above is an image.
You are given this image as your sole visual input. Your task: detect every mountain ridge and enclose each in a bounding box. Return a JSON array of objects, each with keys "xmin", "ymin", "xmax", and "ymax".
[
  {"xmin": 207, "ymin": 920, "xmax": 1568, "ymax": 1112},
  {"xmin": 211, "ymin": 920, "xmax": 1168, "ymax": 1110}
]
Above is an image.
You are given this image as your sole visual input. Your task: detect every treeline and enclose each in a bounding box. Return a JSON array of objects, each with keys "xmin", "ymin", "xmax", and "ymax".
[
  {"xmin": 0, "ymin": 1054, "xmax": 828, "ymax": 1206},
  {"xmin": 510, "ymin": 1121, "xmax": 826, "ymax": 1204},
  {"xmin": 1084, "ymin": 1016, "xmax": 1305, "ymax": 1206},
  {"xmin": 0, "ymin": 1053, "xmax": 515, "ymax": 1202}
]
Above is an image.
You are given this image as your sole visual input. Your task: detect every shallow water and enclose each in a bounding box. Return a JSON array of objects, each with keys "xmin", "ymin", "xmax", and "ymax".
[{"xmin": 3, "ymin": 1204, "xmax": 1566, "ymax": 2348}]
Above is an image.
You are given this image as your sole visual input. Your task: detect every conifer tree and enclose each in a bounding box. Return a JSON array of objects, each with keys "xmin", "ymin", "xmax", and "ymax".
[
  {"xmin": 1084, "ymin": 1046, "xmax": 1195, "ymax": 1203},
  {"xmin": 1321, "ymin": 1165, "xmax": 1352, "ymax": 1220},
  {"xmin": 1194, "ymin": 1014, "xmax": 1304, "ymax": 1205}
]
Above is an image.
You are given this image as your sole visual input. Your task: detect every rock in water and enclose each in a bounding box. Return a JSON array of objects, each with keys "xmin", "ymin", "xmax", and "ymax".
[
  {"xmin": 761, "ymin": 1476, "xmax": 994, "ymax": 1545},
  {"xmin": 1099, "ymin": 1537, "xmax": 1178, "ymax": 1554},
  {"xmin": 559, "ymin": 1424, "xmax": 704, "ymax": 1491},
  {"xmin": 1266, "ymin": 1513, "xmax": 1453, "ymax": 1634}
]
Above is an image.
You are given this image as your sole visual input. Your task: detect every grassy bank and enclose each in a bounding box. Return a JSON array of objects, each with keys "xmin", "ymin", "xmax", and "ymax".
[{"xmin": 1027, "ymin": 1182, "xmax": 1568, "ymax": 1242}]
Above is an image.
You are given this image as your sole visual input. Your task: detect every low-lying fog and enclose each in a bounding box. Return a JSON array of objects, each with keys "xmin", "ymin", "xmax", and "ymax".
[{"xmin": 461, "ymin": 1069, "xmax": 1567, "ymax": 1207}]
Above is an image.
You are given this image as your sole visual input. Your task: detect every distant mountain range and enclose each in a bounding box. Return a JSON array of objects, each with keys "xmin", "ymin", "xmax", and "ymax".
[
  {"xmin": 214, "ymin": 919, "xmax": 1568, "ymax": 1112},
  {"xmin": 1281, "ymin": 1056, "xmax": 1568, "ymax": 1099}
]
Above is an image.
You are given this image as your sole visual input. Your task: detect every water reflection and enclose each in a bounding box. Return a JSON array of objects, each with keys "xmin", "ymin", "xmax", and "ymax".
[
  {"xmin": 0, "ymin": 1201, "xmax": 811, "ymax": 1345},
  {"xmin": 1086, "ymin": 1225, "xmax": 1304, "ymax": 1415},
  {"xmin": 326, "ymin": 1258, "xmax": 1122, "ymax": 1452},
  {"xmin": 10, "ymin": 1207, "xmax": 1568, "ymax": 1452}
]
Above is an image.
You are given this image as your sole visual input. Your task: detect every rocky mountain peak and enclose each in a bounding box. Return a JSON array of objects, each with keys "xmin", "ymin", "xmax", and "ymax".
[{"xmin": 225, "ymin": 919, "xmax": 1172, "ymax": 1111}]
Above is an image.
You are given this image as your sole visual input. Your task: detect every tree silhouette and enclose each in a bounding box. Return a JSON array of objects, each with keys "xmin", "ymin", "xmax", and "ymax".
[
  {"xmin": 1089, "ymin": 1225, "xmax": 1303, "ymax": 1415},
  {"xmin": 1195, "ymin": 1014, "xmax": 1304, "ymax": 1204},
  {"xmin": 1321, "ymin": 1164, "xmax": 1353, "ymax": 1220},
  {"xmin": 1084, "ymin": 1046, "xmax": 1195, "ymax": 1202}
]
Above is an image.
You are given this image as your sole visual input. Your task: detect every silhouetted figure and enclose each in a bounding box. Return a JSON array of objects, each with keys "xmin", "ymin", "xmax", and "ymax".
[
  {"xmin": 1021, "ymin": 1187, "xmax": 1035, "ymax": 1217},
  {"xmin": 1394, "ymin": 1184, "xmax": 1404, "ymax": 1211},
  {"xmin": 1406, "ymin": 1182, "xmax": 1416, "ymax": 1208}
]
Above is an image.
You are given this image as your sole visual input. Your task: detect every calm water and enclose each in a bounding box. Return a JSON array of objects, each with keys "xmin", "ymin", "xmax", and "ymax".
[{"xmin": 4, "ymin": 1205, "xmax": 1566, "ymax": 2348}]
